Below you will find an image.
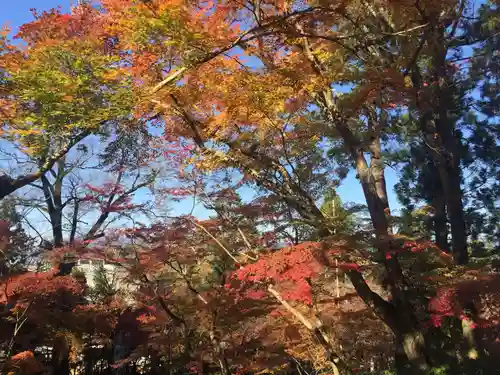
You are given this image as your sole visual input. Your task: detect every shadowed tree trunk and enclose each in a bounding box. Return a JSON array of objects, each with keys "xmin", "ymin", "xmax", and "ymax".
[
  {"xmin": 51, "ymin": 334, "xmax": 71, "ymax": 375},
  {"xmin": 40, "ymin": 159, "xmax": 65, "ymax": 249},
  {"xmin": 432, "ymin": 191, "xmax": 449, "ymax": 253},
  {"xmin": 425, "ymin": 162, "xmax": 450, "ymax": 252}
]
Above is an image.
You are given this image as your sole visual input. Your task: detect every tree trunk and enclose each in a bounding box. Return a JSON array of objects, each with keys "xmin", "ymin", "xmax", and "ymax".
[
  {"xmin": 434, "ymin": 55, "xmax": 468, "ymax": 264},
  {"xmin": 40, "ymin": 165, "xmax": 78, "ymax": 275},
  {"xmin": 51, "ymin": 335, "xmax": 71, "ymax": 375},
  {"xmin": 431, "ymin": 190, "xmax": 449, "ymax": 252},
  {"xmin": 40, "ymin": 162, "xmax": 64, "ymax": 249},
  {"xmin": 69, "ymin": 199, "xmax": 80, "ymax": 245},
  {"xmin": 209, "ymin": 330, "xmax": 231, "ymax": 375},
  {"xmin": 316, "ymin": 86, "xmax": 433, "ymax": 372},
  {"xmin": 445, "ymin": 169, "xmax": 468, "ymax": 264},
  {"xmin": 394, "ymin": 331, "xmax": 431, "ymax": 375}
]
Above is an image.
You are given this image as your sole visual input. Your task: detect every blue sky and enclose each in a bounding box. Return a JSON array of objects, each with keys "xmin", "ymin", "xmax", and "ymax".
[
  {"xmin": 1, "ymin": 1, "xmax": 404, "ymax": 224},
  {"xmin": 1, "ymin": 0, "xmax": 72, "ymax": 31}
]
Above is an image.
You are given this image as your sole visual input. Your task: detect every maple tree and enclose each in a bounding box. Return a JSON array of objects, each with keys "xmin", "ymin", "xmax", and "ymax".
[
  {"xmin": 0, "ymin": 4, "xmax": 134, "ymax": 199},
  {"xmin": 0, "ymin": 1, "xmax": 499, "ymax": 375},
  {"xmin": 2, "ymin": 121, "xmax": 162, "ymax": 277}
]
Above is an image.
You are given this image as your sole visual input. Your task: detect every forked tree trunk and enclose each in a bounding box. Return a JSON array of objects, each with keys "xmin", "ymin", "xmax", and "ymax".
[
  {"xmin": 313, "ymin": 85, "xmax": 433, "ymax": 372},
  {"xmin": 41, "ymin": 173, "xmax": 64, "ymax": 249}
]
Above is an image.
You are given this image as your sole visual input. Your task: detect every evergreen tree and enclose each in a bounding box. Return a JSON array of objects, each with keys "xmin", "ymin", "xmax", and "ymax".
[
  {"xmin": 0, "ymin": 197, "xmax": 34, "ymax": 275},
  {"xmin": 320, "ymin": 191, "xmax": 361, "ymax": 236}
]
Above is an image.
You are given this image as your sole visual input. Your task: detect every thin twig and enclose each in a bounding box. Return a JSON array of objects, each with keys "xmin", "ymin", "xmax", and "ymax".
[{"xmin": 188, "ymin": 219, "xmax": 240, "ymax": 264}]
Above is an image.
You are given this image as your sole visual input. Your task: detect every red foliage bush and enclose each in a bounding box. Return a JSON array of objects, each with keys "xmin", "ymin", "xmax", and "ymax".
[{"xmin": 232, "ymin": 242, "xmax": 324, "ymax": 305}]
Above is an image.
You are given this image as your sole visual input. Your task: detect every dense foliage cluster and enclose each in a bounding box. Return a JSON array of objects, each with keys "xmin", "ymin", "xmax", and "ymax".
[{"xmin": 0, "ymin": 1, "xmax": 499, "ymax": 375}]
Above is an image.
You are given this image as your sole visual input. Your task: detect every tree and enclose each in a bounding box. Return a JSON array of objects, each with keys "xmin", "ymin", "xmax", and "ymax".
[
  {"xmin": 0, "ymin": 267, "xmax": 87, "ymax": 375},
  {"xmin": 85, "ymin": 263, "xmax": 120, "ymax": 303},
  {"xmin": 393, "ymin": 141, "xmax": 450, "ymax": 252},
  {"xmin": 4, "ymin": 123, "xmax": 161, "ymax": 279},
  {"xmin": 120, "ymin": 1, "xmax": 425, "ymax": 369},
  {"xmin": 320, "ymin": 191, "xmax": 364, "ymax": 237},
  {"xmin": 0, "ymin": 4, "xmax": 134, "ymax": 200},
  {"xmin": 0, "ymin": 197, "xmax": 35, "ymax": 275},
  {"xmin": 0, "ymin": 1, "xmax": 499, "ymax": 375},
  {"xmin": 391, "ymin": 0, "xmax": 500, "ymax": 257},
  {"xmin": 111, "ymin": 0, "xmax": 498, "ymax": 372}
]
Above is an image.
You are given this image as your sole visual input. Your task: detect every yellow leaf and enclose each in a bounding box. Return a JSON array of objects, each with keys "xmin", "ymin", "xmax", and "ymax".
[{"xmin": 404, "ymin": 76, "xmax": 413, "ymax": 88}]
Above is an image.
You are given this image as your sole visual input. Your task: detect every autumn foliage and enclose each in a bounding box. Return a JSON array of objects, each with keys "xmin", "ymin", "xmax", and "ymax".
[{"xmin": 0, "ymin": 0, "xmax": 499, "ymax": 375}]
